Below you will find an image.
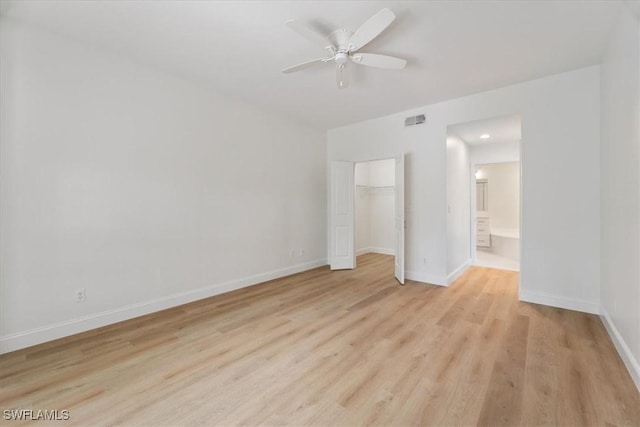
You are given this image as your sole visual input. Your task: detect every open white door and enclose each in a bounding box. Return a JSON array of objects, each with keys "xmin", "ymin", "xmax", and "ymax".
[
  {"xmin": 394, "ymin": 154, "xmax": 405, "ymax": 284},
  {"xmin": 330, "ymin": 161, "xmax": 355, "ymax": 270}
]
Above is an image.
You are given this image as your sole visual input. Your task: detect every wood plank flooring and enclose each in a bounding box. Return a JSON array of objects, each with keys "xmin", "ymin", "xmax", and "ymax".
[{"xmin": 1, "ymin": 253, "xmax": 638, "ymax": 426}]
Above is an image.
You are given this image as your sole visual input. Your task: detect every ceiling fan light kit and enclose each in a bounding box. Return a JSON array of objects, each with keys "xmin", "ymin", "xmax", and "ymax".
[{"xmin": 282, "ymin": 8, "xmax": 407, "ymax": 89}]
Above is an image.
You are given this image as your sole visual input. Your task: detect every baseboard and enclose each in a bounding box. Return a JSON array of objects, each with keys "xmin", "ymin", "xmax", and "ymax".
[
  {"xmin": 369, "ymin": 247, "xmax": 394, "ymax": 255},
  {"xmin": 519, "ymin": 290, "xmax": 600, "ymax": 314},
  {"xmin": 356, "ymin": 247, "xmax": 371, "ymax": 256},
  {"xmin": 600, "ymin": 307, "xmax": 640, "ymax": 392},
  {"xmin": 356, "ymin": 247, "xmax": 394, "ymax": 256},
  {"xmin": 447, "ymin": 259, "xmax": 471, "ymax": 285},
  {"xmin": 0, "ymin": 258, "xmax": 327, "ymax": 354},
  {"xmin": 405, "ymin": 270, "xmax": 447, "ymax": 286}
]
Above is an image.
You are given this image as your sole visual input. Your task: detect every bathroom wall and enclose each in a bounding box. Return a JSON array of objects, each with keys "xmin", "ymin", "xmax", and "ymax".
[{"xmin": 476, "ymin": 162, "xmax": 520, "ymax": 231}]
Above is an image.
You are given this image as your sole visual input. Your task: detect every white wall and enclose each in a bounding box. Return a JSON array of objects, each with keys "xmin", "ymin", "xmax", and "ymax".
[
  {"xmin": 470, "ymin": 141, "xmax": 520, "ymax": 164},
  {"xmin": 354, "ymin": 159, "xmax": 395, "ymax": 255},
  {"xmin": 354, "ymin": 161, "xmax": 370, "ymax": 186},
  {"xmin": 355, "ymin": 163, "xmax": 371, "ymax": 253},
  {"xmin": 477, "ymin": 162, "xmax": 520, "ymax": 231},
  {"xmin": 446, "ymin": 135, "xmax": 471, "ymax": 278},
  {"xmin": 599, "ymin": 6, "xmax": 640, "ymax": 389},
  {"xmin": 368, "ymin": 187, "xmax": 395, "ymax": 254},
  {"xmin": 0, "ymin": 19, "xmax": 327, "ymax": 353},
  {"xmin": 367, "ymin": 159, "xmax": 395, "ymax": 187},
  {"xmin": 328, "ymin": 65, "xmax": 601, "ymax": 313}
]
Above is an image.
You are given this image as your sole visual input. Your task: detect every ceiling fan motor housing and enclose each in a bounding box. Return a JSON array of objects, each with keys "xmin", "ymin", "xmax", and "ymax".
[
  {"xmin": 334, "ymin": 52, "xmax": 348, "ymax": 64},
  {"xmin": 329, "ymin": 29, "xmax": 355, "ymax": 51}
]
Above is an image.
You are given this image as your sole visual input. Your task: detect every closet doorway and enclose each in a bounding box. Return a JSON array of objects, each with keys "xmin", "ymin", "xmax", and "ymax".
[
  {"xmin": 355, "ymin": 159, "xmax": 396, "ymax": 257},
  {"xmin": 329, "ymin": 156, "xmax": 405, "ymax": 283}
]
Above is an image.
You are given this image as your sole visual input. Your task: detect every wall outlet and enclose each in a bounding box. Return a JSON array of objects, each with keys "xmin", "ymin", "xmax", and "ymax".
[
  {"xmin": 298, "ymin": 248, "xmax": 305, "ymax": 257},
  {"xmin": 289, "ymin": 250, "xmax": 295, "ymax": 258},
  {"xmin": 423, "ymin": 258, "xmax": 428, "ymax": 265},
  {"xmin": 75, "ymin": 288, "xmax": 86, "ymax": 303}
]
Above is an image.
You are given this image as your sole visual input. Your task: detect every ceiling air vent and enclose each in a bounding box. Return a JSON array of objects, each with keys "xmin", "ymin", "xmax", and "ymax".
[{"xmin": 404, "ymin": 114, "xmax": 426, "ymax": 127}]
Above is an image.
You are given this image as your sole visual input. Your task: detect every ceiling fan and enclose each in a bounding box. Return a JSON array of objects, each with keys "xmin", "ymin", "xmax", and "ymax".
[{"xmin": 282, "ymin": 8, "xmax": 407, "ymax": 89}]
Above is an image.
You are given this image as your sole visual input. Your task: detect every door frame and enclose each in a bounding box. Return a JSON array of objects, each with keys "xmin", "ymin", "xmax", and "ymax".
[{"xmin": 329, "ymin": 155, "xmax": 405, "ymax": 283}]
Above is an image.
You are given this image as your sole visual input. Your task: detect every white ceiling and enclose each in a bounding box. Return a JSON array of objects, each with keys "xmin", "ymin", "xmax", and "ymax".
[
  {"xmin": 1, "ymin": 0, "xmax": 628, "ymax": 129},
  {"xmin": 448, "ymin": 114, "xmax": 521, "ymax": 146}
]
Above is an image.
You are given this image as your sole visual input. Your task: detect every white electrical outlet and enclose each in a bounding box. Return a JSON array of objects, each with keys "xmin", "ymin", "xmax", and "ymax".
[
  {"xmin": 75, "ymin": 288, "xmax": 86, "ymax": 303},
  {"xmin": 289, "ymin": 250, "xmax": 295, "ymax": 258},
  {"xmin": 299, "ymin": 248, "xmax": 304, "ymax": 257}
]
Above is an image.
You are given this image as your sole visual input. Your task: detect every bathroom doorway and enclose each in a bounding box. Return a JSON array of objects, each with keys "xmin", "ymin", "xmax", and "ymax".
[
  {"xmin": 447, "ymin": 114, "xmax": 522, "ymax": 274},
  {"xmin": 474, "ymin": 161, "xmax": 520, "ymax": 271}
]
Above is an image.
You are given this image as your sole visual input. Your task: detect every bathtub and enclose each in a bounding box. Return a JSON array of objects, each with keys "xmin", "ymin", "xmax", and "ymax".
[{"xmin": 489, "ymin": 228, "xmax": 520, "ymax": 261}]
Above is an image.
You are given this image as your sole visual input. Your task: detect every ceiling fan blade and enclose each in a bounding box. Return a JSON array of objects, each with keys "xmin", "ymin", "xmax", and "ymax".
[
  {"xmin": 282, "ymin": 58, "xmax": 329, "ymax": 74},
  {"xmin": 286, "ymin": 19, "xmax": 333, "ymax": 49},
  {"xmin": 351, "ymin": 53, "xmax": 407, "ymax": 69},
  {"xmin": 336, "ymin": 63, "xmax": 349, "ymax": 89},
  {"xmin": 348, "ymin": 8, "xmax": 396, "ymax": 52}
]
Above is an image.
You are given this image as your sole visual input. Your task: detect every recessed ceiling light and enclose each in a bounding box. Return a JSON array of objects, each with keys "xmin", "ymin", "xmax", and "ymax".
[{"xmin": 480, "ymin": 134, "xmax": 490, "ymax": 139}]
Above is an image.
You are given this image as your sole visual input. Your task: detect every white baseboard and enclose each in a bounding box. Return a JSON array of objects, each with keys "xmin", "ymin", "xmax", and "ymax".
[
  {"xmin": 405, "ymin": 270, "xmax": 447, "ymax": 286},
  {"xmin": 0, "ymin": 259, "xmax": 327, "ymax": 354},
  {"xmin": 369, "ymin": 247, "xmax": 394, "ymax": 255},
  {"xmin": 519, "ymin": 290, "xmax": 600, "ymax": 314},
  {"xmin": 447, "ymin": 260, "xmax": 471, "ymax": 285},
  {"xmin": 356, "ymin": 247, "xmax": 395, "ymax": 256},
  {"xmin": 600, "ymin": 307, "xmax": 640, "ymax": 392}
]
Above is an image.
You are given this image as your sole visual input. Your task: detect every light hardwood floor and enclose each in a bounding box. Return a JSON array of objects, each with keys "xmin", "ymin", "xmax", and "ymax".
[{"xmin": 1, "ymin": 253, "xmax": 638, "ymax": 426}]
